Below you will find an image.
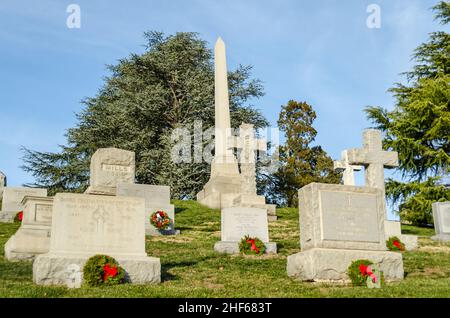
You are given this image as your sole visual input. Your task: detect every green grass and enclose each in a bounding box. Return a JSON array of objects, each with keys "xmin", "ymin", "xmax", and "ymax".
[{"xmin": 0, "ymin": 200, "xmax": 449, "ymax": 298}]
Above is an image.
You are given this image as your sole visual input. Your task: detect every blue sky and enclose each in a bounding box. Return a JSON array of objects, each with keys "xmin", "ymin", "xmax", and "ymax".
[{"xmin": 0, "ymin": 0, "xmax": 447, "ymax": 217}]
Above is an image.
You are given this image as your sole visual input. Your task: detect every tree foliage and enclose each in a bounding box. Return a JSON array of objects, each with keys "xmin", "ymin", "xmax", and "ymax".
[
  {"xmin": 365, "ymin": 1, "xmax": 450, "ymax": 225},
  {"xmin": 21, "ymin": 32, "xmax": 268, "ymax": 198},
  {"xmin": 270, "ymin": 100, "xmax": 340, "ymax": 207}
]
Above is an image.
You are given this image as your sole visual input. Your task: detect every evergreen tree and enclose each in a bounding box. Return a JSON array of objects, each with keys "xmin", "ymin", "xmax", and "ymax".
[
  {"xmin": 270, "ymin": 100, "xmax": 340, "ymax": 207},
  {"xmin": 21, "ymin": 32, "xmax": 268, "ymax": 198},
  {"xmin": 365, "ymin": 1, "xmax": 450, "ymax": 225}
]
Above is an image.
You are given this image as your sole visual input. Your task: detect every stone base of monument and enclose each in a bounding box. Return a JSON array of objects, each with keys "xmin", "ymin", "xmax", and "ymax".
[
  {"xmin": 196, "ymin": 175, "xmax": 243, "ymax": 209},
  {"xmin": 33, "ymin": 253, "xmax": 161, "ymax": 288},
  {"xmin": 4, "ymin": 225, "xmax": 50, "ymax": 261},
  {"xmin": 0, "ymin": 211, "xmax": 16, "ymax": 223},
  {"xmin": 431, "ymin": 234, "xmax": 450, "ymax": 242},
  {"xmin": 214, "ymin": 241, "xmax": 277, "ymax": 254},
  {"xmin": 287, "ymin": 248, "xmax": 404, "ymax": 282}
]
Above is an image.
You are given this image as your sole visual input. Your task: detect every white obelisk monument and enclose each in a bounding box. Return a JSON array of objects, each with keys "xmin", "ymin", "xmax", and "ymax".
[{"xmin": 196, "ymin": 37, "xmax": 242, "ymax": 209}]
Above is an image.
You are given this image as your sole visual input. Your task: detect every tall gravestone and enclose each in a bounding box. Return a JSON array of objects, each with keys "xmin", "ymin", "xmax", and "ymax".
[
  {"xmin": 0, "ymin": 187, "xmax": 47, "ymax": 223},
  {"xmin": 345, "ymin": 129, "xmax": 418, "ymax": 250},
  {"xmin": 196, "ymin": 37, "xmax": 243, "ymax": 209},
  {"xmin": 33, "ymin": 193, "xmax": 161, "ymax": 287},
  {"xmin": 117, "ymin": 183, "xmax": 177, "ymax": 236},
  {"xmin": 5, "ymin": 196, "xmax": 53, "ymax": 260},
  {"xmin": 85, "ymin": 148, "xmax": 135, "ymax": 196},
  {"xmin": 431, "ymin": 202, "xmax": 450, "ymax": 242},
  {"xmin": 214, "ymin": 206, "xmax": 277, "ymax": 254},
  {"xmin": 287, "ymin": 183, "xmax": 404, "ymax": 282}
]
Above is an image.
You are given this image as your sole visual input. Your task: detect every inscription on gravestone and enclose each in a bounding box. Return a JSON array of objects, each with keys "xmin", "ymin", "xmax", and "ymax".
[
  {"xmin": 51, "ymin": 194, "xmax": 145, "ymax": 256},
  {"xmin": 320, "ymin": 190, "xmax": 380, "ymax": 243},
  {"xmin": 221, "ymin": 208, "xmax": 269, "ymax": 242},
  {"xmin": 35, "ymin": 204, "xmax": 53, "ymax": 223}
]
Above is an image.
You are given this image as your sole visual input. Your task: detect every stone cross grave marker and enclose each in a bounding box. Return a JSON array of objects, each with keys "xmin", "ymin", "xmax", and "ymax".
[
  {"xmin": 333, "ymin": 150, "xmax": 363, "ymax": 186},
  {"xmin": 229, "ymin": 123, "xmax": 267, "ymax": 195},
  {"xmin": 346, "ymin": 129, "xmax": 398, "ymax": 204}
]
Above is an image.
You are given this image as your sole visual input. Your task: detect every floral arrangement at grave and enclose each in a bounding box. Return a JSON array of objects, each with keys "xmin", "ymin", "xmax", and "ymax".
[
  {"xmin": 386, "ymin": 236, "xmax": 405, "ymax": 252},
  {"xmin": 83, "ymin": 254, "xmax": 125, "ymax": 287},
  {"xmin": 239, "ymin": 235, "xmax": 266, "ymax": 256},
  {"xmin": 347, "ymin": 259, "xmax": 384, "ymax": 288},
  {"xmin": 14, "ymin": 211, "xmax": 23, "ymax": 223},
  {"xmin": 150, "ymin": 210, "xmax": 172, "ymax": 230}
]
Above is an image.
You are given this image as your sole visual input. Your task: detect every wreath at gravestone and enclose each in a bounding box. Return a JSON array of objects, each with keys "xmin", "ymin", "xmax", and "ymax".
[
  {"xmin": 347, "ymin": 259, "xmax": 384, "ymax": 288},
  {"xmin": 150, "ymin": 211, "xmax": 172, "ymax": 230},
  {"xmin": 13, "ymin": 211, "xmax": 23, "ymax": 223},
  {"xmin": 239, "ymin": 235, "xmax": 266, "ymax": 256},
  {"xmin": 386, "ymin": 236, "xmax": 405, "ymax": 251},
  {"xmin": 83, "ymin": 254, "xmax": 125, "ymax": 287}
]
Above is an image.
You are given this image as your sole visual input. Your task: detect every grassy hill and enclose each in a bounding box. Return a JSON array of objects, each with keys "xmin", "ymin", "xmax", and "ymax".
[{"xmin": 0, "ymin": 200, "xmax": 449, "ymax": 298}]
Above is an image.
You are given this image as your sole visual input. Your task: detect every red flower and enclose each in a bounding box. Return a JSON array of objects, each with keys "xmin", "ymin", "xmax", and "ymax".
[
  {"xmin": 359, "ymin": 264, "xmax": 368, "ymax": 276},
  {"xmin": 103, "ymin": 264, "xmax": 118, "ymax": 281},
  {"xmin": 246, "ymin": 239, "xmax": 260, "ymax": 254},
  {"xmin": 366, "ymin": 266, "xmax": 378, "ymax": 283},
  {"xmin": 18, "ymin": 211, "xmax": 23, "ymax": 222},
  {"xmin": 393, "ymin": 240, "xmax": 402, "ymax": 250}
]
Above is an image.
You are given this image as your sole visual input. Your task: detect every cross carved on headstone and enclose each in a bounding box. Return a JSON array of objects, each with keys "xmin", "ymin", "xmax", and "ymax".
[
  {"xmin": 346, "ymin": 129, "xmax": 399, "ymax": 195},
  {"xmin": 333, "ymin": 150, "xmax": 363, "ymax": 186},
  {"xmin": 92, "ymin": 207, "xmax": 110, "ymax": 235},
  {"xmin": 229, "ymin": 123, "xmax": 267, "ymax": 195}
]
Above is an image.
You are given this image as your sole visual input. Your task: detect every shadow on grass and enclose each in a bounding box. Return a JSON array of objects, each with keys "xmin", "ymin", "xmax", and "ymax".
[{"xmin": 174, "ymin": 207, "xmax": 187, "ymax": 214}]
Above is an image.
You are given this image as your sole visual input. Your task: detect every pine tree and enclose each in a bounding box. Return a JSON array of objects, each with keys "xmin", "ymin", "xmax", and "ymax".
[
  {"xmin": 21, "ymin": 32, "xmax": 268, "ymax": 198},
  {"xmin": 270, "ymin": 100, "xmax": 340, "ymax": 207},
  {"xmin": 365, "ymin": 1, "xmax": 450, "ymax": 225}
]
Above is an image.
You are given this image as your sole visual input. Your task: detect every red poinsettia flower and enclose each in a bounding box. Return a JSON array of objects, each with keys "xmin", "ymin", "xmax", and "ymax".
[
  {"xmin": 246, "ymin": 239, "xmax": 260, "ymax": 254},
  {"xmin": 393, "ymin": 240, "xmax": 402, "ymax": 250},
  {"xmin": 103, "ymin": 264, "xmax": 118, "ymax": 281},
  {"xmin": 18, "ymin": 211, "xmax": 23, "ymax": 222},
  {"xmin": 359, "ymin": 264, "xmax": 368, "ymax": 276}
]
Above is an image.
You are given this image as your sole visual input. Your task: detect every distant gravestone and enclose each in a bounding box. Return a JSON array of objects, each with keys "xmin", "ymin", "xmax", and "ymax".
[
  {"xmin": 33, "ymin": 193, "xmax": 161, "ymax": 287},
  {"xmin": 116, "ymin": 183, "xmax": 177, "ymax": 236},
  {"xmin": 287, "ymin": 183, "xmax": 404, "ymax": 282},
  {"xmin": 0, "ymin": 187, "xmax": 47, "ymax": 223},
  {"xmin": 0, "ymin": 171, "xmax": 6, "ymax": 197},
  {"xmin": 85, "ymin": 148, "xmax": 135, "ymax": 196},
  {"xmin": 5, "ymin": 196, "xmax": 53, "ymax": 260},
  {"xmin": 214, "ymin": 206, "xmax": 277, "ymax": 254},
  {"xmin": 431, "ymin": 201, "xmax": 450, "ymax": 242}
]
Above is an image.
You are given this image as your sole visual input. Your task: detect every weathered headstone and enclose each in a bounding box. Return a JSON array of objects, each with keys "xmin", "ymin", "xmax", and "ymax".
[
  {"xmin": 116, "ymin": 183, "xmax": 177, "ymax": 236},
  {"xmin": 333, "ymin": 150, "xmax": 362, "ymax": 186},
  {"xmin": 228, "ymin": 123, "xmax": 277, "ymax": 221},
  {"xmin": 346, "ymin": 129, "xmax": 418, "ymax": 250},
  {"xmin": 196, "ymin": 37, "xmax": 243, "ymax": 209},
  {"xmin": 431, "ymin": 201, "xmax": 450, "ymax": 242},
  {"xmin": 85, "ymin": 148, "xmax": 135, "ymax": 196},
  {"xmin": 0, "ymin": 171, "xmax": 6, "ymax": 197},
  {"xmin": 287, "ymin": 183, "xmax": 404, "ymax": 282},
  {"xmin": 5, "ymin": 196, "xmax": 53, "ymax": 260},
  {"xmin": 0, "ymin": 187, "xmax": 47, "ymax": 223},
  {"xmin": 214, "ymin": 206, "xmax": 277, "ymax": 254},
  {"xmin": 33, "ymin": 193, "xmax": 161, "ymax": 287}
]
